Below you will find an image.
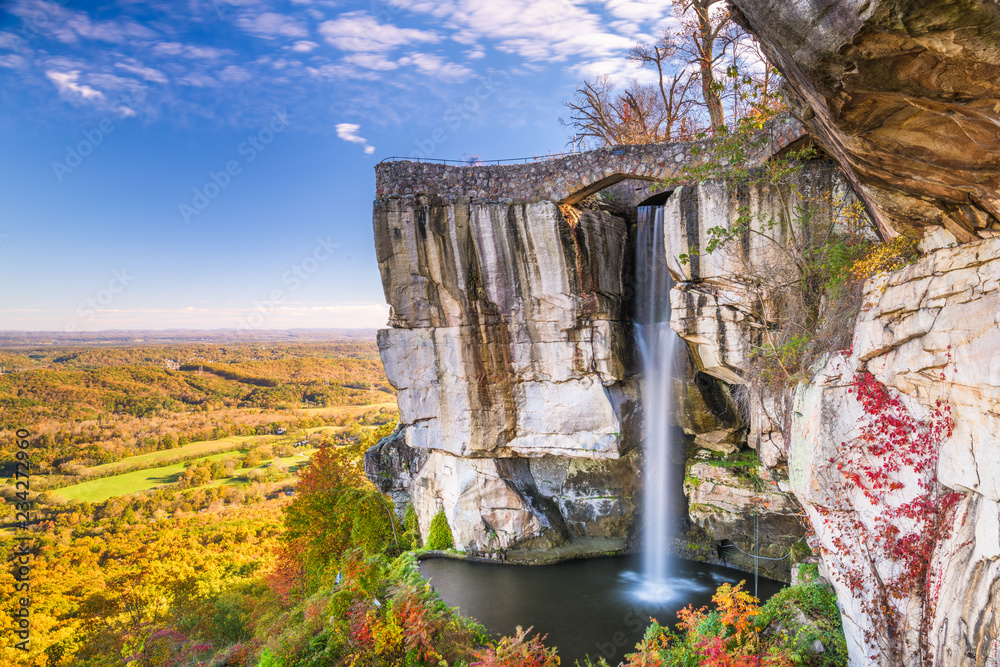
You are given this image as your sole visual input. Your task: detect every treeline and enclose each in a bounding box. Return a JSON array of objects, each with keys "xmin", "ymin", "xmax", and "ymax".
[
  {"xmin": 0, "ymin": 341, "xmax": 396, "ymax": 475},
  {"xmin": 17, "ymin": 406, "xmax": 398, "ymax": 492},
  {"xmin": 0, "ymin": 490, "xmax": 290, "ymax": 665},
  {"xmin": 0, "ymin": 341, "xmax": 381, "ymax": 372}
]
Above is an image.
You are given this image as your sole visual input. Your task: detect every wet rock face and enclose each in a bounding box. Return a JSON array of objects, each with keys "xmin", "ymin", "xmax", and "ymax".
[
  {"xmin": 731, "ymin": 0, "xmax": 1000, "ymax": 242},
  {"xmin": 373, "ymin": 196, "xmax": 640, "ymax": 552},
  {"xmin": 684, "ymin": 460, "xmax": 804, "ymax": 580}
]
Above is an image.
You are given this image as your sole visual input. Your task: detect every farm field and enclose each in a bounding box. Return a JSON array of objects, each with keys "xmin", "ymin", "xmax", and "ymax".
[
  {"xmin": 82, "ymin": 433, "xmax": 290, "ymax": 476},
  {"xmin": 57, "ymin": 451, "xmax": 248, "ymax": 502},
  {"xmin": 47, "ymin": 417, "xmax": 390, "ymax": 503},
  {"xmin": 57, "ymin": 446, "xmax": 322, "ymax": 502}
]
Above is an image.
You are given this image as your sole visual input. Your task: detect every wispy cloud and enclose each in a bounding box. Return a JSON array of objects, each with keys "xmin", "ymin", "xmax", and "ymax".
[
  {"xmin": 336, "ymin": 122, "xmax": 375, "ymax": 154},
  {"xmin": 10, "ymin": 0, "xmax": 156, "ymax": 44},
  {"xmin": 235, "ymin": 12, "xmax": 310, "ymax": 39},
  {"xmin": 399, "ymin": 53, "xmax": 473, "ymax": 82},
  {"xmin": 3, "ymin": 0, "xmax": 678, "ymax": 130},
  {"xmin": 319, "ymin": 12, "xmax": 439, "ymax": 52},
  {"xmin": 151, "ymin": 41, "xmax": 234, "ymax": 61},
  {"xmin": 45, "ymin": 69, "xmax": 104, "ymax": 101},
  {"xmin": 115, "ymin": 61, "xmax": 169, "ymax": 84}
]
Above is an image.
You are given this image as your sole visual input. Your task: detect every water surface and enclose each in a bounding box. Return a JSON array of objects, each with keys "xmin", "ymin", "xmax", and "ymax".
[{"xmin": 420, "ymin": 555, "xmax": 783, "ymax": 664}]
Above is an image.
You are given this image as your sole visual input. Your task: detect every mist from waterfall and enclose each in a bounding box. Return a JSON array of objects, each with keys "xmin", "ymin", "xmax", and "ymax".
[{"xmin": 634, "ymin": 204, "xmax": 679, "ymax": 600}]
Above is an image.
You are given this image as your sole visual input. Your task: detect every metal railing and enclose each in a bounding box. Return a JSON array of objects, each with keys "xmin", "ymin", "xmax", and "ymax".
[{"xmin": 377, "ymin": 151, "xmax": 581, "ymax": 166}]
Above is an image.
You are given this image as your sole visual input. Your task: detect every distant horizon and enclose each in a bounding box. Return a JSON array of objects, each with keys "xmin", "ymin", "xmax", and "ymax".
[
  {"xmin": 0, "ymin": 327, "xmax": 381, "ymax": 348},
  {"xmin": 0, "ymin": 327, "xmax": 381, "ymax": 332}
]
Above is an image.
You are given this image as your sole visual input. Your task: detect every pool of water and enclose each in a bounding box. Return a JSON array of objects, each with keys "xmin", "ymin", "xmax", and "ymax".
[{"xmin": 419, "ymin": 555, "xmax": 784, "ymax": 665}]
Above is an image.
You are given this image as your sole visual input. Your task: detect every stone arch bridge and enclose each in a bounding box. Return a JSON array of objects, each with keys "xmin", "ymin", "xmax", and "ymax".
[{"xmin": 374, "ymin": 116, "xmax": 805, "ymax": 205}]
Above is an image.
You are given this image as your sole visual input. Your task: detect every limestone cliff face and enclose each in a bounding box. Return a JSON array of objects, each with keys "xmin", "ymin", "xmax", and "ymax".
[
  {"xmin": 731, "ymin": 0, "xmax": 1000, "ymax": 243},
  {"xmin": 372, "ymin": 196, "xmax": 639, "ymax": 553},
  {"xmin": 713, "ymin": 1, "xmax": 1000, "ymax": 663},
  {"xmin": 787, "ymin": 241, "xmax": 1000, "ymax": 666}
]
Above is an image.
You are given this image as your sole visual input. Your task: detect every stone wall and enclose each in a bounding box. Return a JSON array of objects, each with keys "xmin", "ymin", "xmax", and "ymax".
[{"xmin": 374, "ymin": 116, "xmax": 804, "ymax": 205}]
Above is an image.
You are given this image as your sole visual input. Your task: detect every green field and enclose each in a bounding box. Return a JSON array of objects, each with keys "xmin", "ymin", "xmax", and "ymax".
[
  {"xmin": 57, "ymin": 452, "xmax": 243, "ymax": 502},
  {"xmin": 84, "ymin": 425, "xmax": 340, "ymax": 475},
  {"xmin": 84, "ymin": 434, "xmax": 287, "ymax": 476},
  {"xmin": 56, "ymin": 447, "xmax": 317, "ymax": 503},
  {"xmin": 48, "ymin": 419, "xmax": 383, "ymax": 503}
]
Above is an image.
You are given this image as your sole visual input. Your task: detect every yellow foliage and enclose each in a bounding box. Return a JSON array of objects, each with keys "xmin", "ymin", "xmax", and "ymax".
[
  {"xmin": 712, "ymin": 581, "xmax": 760, "ymax": 639},
  {"xmin": 850, "ymin": 235, "xmax": 918, "ymax": 282}
]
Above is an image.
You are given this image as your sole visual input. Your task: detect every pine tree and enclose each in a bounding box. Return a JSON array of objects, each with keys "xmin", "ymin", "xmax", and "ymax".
[{"xmin": 425, "ymin": 509, "xmax": 454, "ymax": 550}]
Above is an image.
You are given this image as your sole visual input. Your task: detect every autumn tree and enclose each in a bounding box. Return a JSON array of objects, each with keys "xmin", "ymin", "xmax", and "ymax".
[
  {"xmin": 281, "ymin": 440, "xmax": 400, "ymax": 585},
  {"xmin": 628, "ymin": 31, "xmax": 697, "ymax": 141},
  {"xmin": 676, "ymin": 0, "xmax": 733, "ymax": 130},
  {"xmin": 563, "ymin": 75, "xmax": 672, "ymax": 148},
  {"xmin": 563, "ymin": 0, "xmax": 782, "ymax": 147}
]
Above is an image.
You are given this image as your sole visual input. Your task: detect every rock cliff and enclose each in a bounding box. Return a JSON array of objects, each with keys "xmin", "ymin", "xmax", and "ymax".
[
  {"xmin": 727, "ymin": 0, "xmax": 1000, "ymax": 663},
  {"xmin": 731, "ymin": 0, "xmax": 1000, "ymax": 243},
  {"xmin": 372, "ymin": 196, "xmax": 640, "ymax": 553},
  {"xmin": 369, "ymin": 146, "xmax": 850, "ymax": 576},
  {"xmin": 785, "ymin": 240, "xmax": 1000, "ymax": 666}
]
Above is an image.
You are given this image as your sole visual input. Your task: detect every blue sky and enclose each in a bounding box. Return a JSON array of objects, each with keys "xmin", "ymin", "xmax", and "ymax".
[{"xmin": 0, "ymin": 0, "xmax": 679, "ymax": 331}]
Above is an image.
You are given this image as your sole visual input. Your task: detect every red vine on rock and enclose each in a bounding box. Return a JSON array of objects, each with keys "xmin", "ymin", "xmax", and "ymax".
[{"xmin": 811, "ymin": 368, "xmax": 962, "ymax": 665}]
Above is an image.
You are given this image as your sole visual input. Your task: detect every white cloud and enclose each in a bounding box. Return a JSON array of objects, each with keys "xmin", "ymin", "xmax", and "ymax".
[
  {"xmin": 398, "ymin": 53, "xmax": 473, "ymax": 82},
  {"xmin": 235, "ymin": 12, "xmax": 309, "ymax": 39},
  {"xmin": 178, "ymin": 73, "xmax": 218, "ymax": 87},
  {"xmin": 0, "ymin": 54, "xmax": 28, "ymax": 69},
  {"xmin": 572, "ymin": 57, "xmax": 655, "ymax": 85},
  {"xmin": 218, "ymin": 65, "xmax": 252, "ymax": 83},
  {"xmin": 319, "ymin": 12, "xmax": 439, "ymax": 52},
  {"xmin": 386, "ymin": 0, "xmax": 661, "ymax": 65},
  {"xmin": 604, "ymin": 0, "xmax": 669, "ymax": 22},
  {"xmin": 291, "ymin": 40, "xmax": 319, "ymax": 53},
  {"xmin": 45, "ymin": 70, "xmax": 104, "ymax": 101},
  {"xmin": 152, "ymin": 41, "xmax": 233, "ymax": 60},
  {"xmin": 0, "ymin": 31, "xmax": 28, "ymax": 51},
  {"xmin": 11, "ymin": 0, "xmax": 156, "ymax": 44},
  {"xmin": 115, "ymin": 62, "xmax": 169, "ymax": 84},
  {"xmin": 343, "ymin": 52, "xmax": 399, "ymax": 71},
  {"xmin": 335, "ymin": 122, "xmax": 375, "ymax": 154}
]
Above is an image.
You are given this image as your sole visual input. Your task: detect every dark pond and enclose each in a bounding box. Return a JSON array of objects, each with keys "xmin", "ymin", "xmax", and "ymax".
[{"xmin": 419, "ymin": 555, "xmax": 784, "ymax": 665}]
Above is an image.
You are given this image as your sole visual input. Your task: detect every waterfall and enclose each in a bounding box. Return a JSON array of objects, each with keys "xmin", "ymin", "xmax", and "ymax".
[{"xmin": 635, "ymin": 204, "xmax": 678, "ymax": 596}]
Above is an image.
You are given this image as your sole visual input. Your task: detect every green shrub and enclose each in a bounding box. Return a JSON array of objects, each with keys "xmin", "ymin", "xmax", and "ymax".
[
  {"xmin": 258, "ymin": 647, "xmax": 283, "ymax": 667},
  {"xmin": 403, "ymin": 504, "xmax": 422, "ymax": 549},
  {"xmin": 425, "ymin": 510, "xmax": 454, "ymax": 550}
]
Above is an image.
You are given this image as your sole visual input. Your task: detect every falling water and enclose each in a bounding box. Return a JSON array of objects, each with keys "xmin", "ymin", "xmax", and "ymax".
[{"xmin": 634, "ymin": 204, "xmax": 678, "ymax": 600}]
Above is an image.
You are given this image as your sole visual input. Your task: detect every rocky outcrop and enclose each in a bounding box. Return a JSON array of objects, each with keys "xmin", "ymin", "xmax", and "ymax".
[
  {"xmin": 787, "ymin": 239, "xmax": 1000, "ymax": 666},
  {"xmin": 731, "ymin": 0, "xmax": 1000, "ymax": 243},
  {"xmin": 371, "ymin": 196, "xmax": 640, "ymax": 552},
  {"xmin": 667, "ymin": 161, "xmax": 863, "ymax": 385}
]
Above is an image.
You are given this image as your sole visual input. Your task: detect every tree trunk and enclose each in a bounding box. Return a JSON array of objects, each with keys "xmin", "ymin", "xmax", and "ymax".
[{"xmin": 698, "ymin": 12, "xmax": 726, "ymax": 130}]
